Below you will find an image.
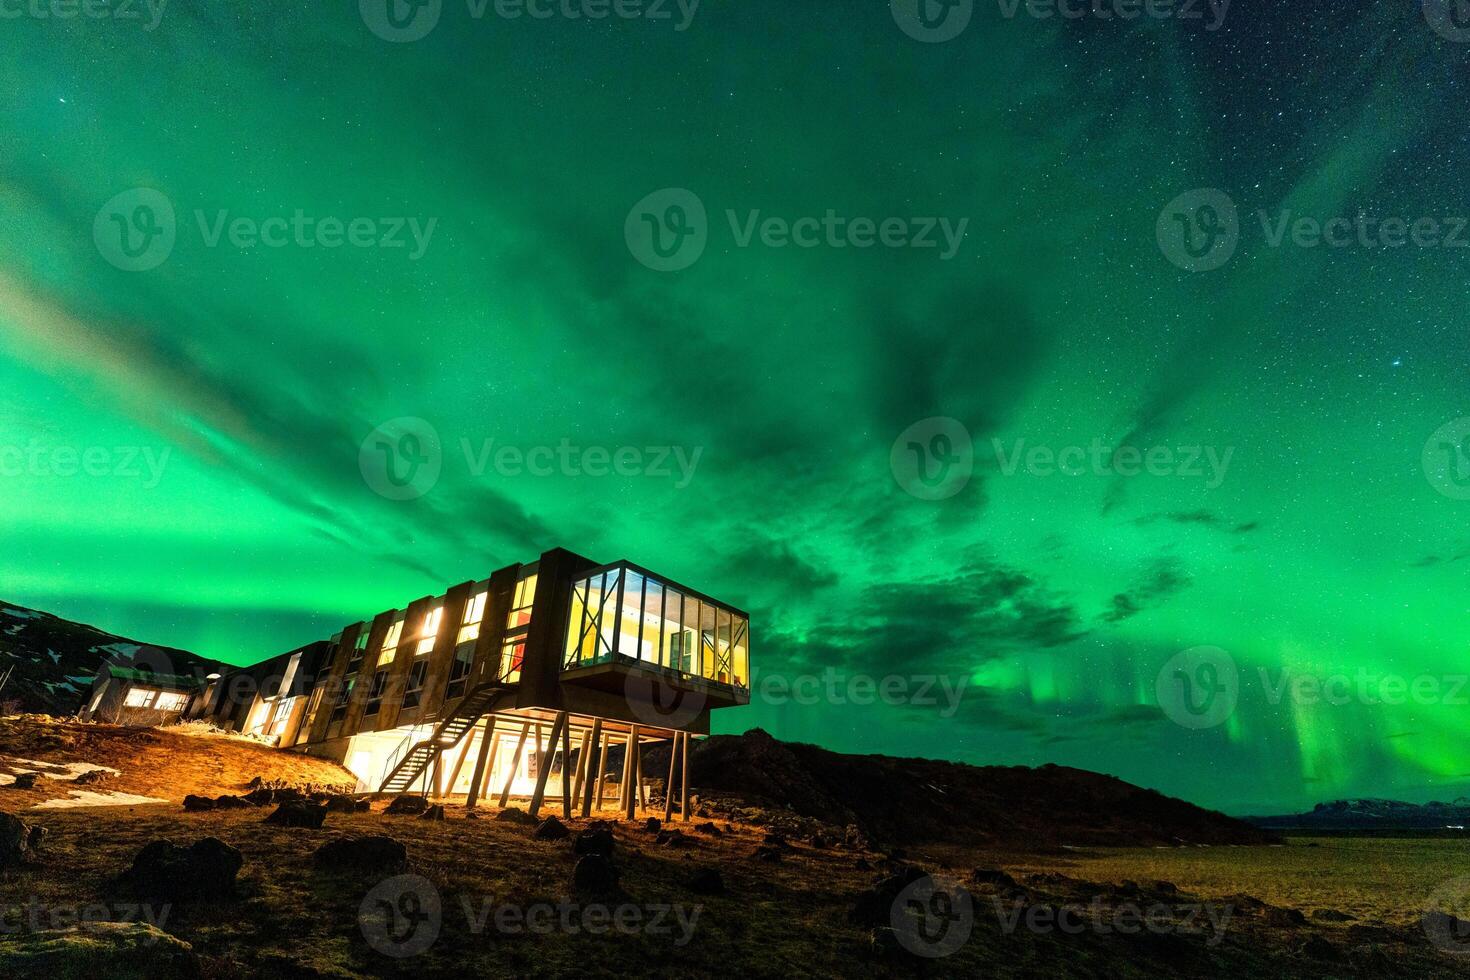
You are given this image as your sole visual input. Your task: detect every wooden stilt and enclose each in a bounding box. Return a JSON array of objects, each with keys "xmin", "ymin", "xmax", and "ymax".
[
  {"xmin": 580, "ymin": 721, "xmax": 601, "ymax": 816},
  {"xmin": 680, "ymin": 731, "xmax": 691, "ymax": 822},
  {"xmin": 444, "ymin": 729, "xmax": 474, "ymax": 796},
  {"xmin": 663, "ymin": 734, "xmax": 679, "ymax": 823},
  {"xmin": 465, "ymin": 716, "xmax": 497, "ymax": 809},
  {"xmin": 560, "ymin": 714, "xmax": 574, "ymax": 819},
  {"xmin": 571, "ymin": 729, "xmax": 591, "ymax": 809},
  {"xmin": 625, "ymin": 725, "xmax": 640, "ymax": 821},
  {"xmin": 638, "ymin": 740, "xmax": 648, "ymax": 809},
  {"xmin": 498, "ymin": 720, "xmax": 532, "ymax": 808},
  {"xmin": 529, "ymin": 713, "xmax": 566, "ymax": 819},
  {"xmin": 593, "ymin": 730, "xmax": 610, "ymax": 815}
]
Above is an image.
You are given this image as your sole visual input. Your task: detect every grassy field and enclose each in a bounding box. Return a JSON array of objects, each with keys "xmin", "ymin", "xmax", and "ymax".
[{"xmin": 1000, "ymin": 837, "xmax": 1470, "ymax": 929}]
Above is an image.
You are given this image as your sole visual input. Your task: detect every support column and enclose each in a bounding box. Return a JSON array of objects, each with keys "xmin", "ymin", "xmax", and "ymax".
[
  {"xmin": 529, "ymin": 712, "xmax": 567, "ymax": 820},
  {"xmin": 560, "ymin": 714, "xmax": 574, "ymax": 819},
  {"xmin": 680, "ymin": 731, "xmax": 690, "ymax": 822},
  {"xmin": 498, "ymin": 720, "xmax": 532, "ymax": 808},
  {"xmin": 580, "ymin": 720, "xmax": 602, "ymax": 817},
  {"xmin": 624, "ymin": 725, "xmax": 640, "ymax": 821},
  {"xmin": 592, "ymin": 730, "xmax": 610, "ymax": 816},
  {"xmin": 464, "ymin": 716, "xmax": 497, "ymax": 810},
  {"xmin": 663, "ymin": 734, "xmax": 679, "ymax": 823},
  {"xmin": 571, "ymin": 729, "xmax": 591, "ymax": 810}
]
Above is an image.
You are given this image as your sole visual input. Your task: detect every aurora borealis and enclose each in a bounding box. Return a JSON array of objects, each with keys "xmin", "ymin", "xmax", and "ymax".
[{"xmin": 3, "ymin": 1, "xmax": 1470, "ymax": 815}]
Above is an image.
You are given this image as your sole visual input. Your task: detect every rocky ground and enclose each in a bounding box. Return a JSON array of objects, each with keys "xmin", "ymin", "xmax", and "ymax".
[{"xmin": 0, "ymin": 718, "xmax": 1466, "ymax": 977}]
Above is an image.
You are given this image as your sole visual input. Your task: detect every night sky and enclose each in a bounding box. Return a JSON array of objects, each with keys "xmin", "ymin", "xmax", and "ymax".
[{"xmin": 3, "ymin": 1, "xmax": 1470, "ymax": 814}]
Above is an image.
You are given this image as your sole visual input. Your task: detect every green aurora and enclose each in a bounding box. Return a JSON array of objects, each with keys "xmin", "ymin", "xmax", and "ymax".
[{"xmin": 2, "ymin": 2, "xmax": 1469, "ymax": 814}]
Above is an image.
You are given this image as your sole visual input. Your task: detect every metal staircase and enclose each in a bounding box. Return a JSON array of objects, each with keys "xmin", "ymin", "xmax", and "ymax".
[{"xmin": 376, "ymin": 681, "xmax": 513, "ymax": 796}]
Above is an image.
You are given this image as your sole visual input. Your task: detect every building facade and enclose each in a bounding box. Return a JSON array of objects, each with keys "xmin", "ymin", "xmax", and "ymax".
[{"xmin": 86, "ymin": 548, "xmax": 750, "ymax": 818}]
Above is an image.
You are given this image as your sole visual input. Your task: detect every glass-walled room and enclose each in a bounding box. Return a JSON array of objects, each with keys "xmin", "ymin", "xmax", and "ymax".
[{"xmin": 563, "ymin": 563, "xmax": 749, "ymax": 689}]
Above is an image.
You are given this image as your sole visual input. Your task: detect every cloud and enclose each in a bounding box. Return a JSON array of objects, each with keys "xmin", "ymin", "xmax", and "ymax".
[{"xmin": 1102, "ymin": 557, "xmax": 1192, "ymax": 623}]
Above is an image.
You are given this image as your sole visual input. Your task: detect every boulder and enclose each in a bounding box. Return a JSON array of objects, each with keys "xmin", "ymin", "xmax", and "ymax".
[
  {"xmin": 120, "ymin": 838, "xmax": 242, "ymax": 901},
  {"xmin": 212, "ymin": 795, "xmax": 251, "ymax": 810},
  {"xmin": 688, "ymin": 867, "xmax": 725, "ymax": 895},
  {"xmin": 970, "ymin": 867, "xmax": 1018, "ymax": 889},
  {"xmin": 243, "ymin": 787, "xmax": 302, "ymax": 807},
  {"xmin": 0, "ymin": 811, "xmax": 46, "ymax": 867},
  {"xmin": 495, "ymin": 807, "xmax": 536, "ymax": 824},
  {"xmin": 312, "ymin": 836, "xmax": 407, "ymax": 876},
  {"xmin": 693, "ymin": 821, "xmax": 723, "ymax": 836},
  {"xmin": 325, "ymin": 795, "xmax": 360, "ymax": 814},
  {"xmin": 73, "ymin": 769, "xmax": 109, "ymax": 786},
  {"xmin": 1312, "ymin": 908, "xmax": 1353, "ymax": 923},
  {"xmin": 850, "ymin": 866, "xmax": 931, "ymax": 927},
  {"xmin": 642, "ymin": 817, "xmax": 662, "ymax": 834},
  {"xmin": 419, "ymin": 805, "xmax": 446, "ymax": 821},
  {"xmin": 385, "ymin": 796, "xmax": 430, "ymax": 816},
  {"xmin": 763, "ymin": 833, "xmax": 795, "ymax": 852},
  {"xmin": 264, "ymin": 801, "xmax": 328, "ymax": 829},
  {"xmin": 245, "ymin": 777, "xmax": 264, "ymax": 791},
  {"xmin": 574, "ymin": 827, "xmax": 615, "ymax": 858},
  {"xmin": 657, "ymin": 830, "xmax": 695, "ymax": 848},
  {"xmin": 753, "ymin": 846, "xmax": 784, "ymax": 863},
  {"xmin": 1, "ymin": 922, "xmax": 199, "ymax": 979},
  {"xmin": 535, "ymin": 816, "xmax": 570, "ymax": 840},
  {"xmin": 355, "ymin": 799, "xmax": 373, "ymax": 812},
  {"xmin": 182, "ymin": 795, "xmax": 217, "ymax": 813},
  {"xmin": 572, "ymin": 854, "xmax": 620, "ymax": 895},
  {"xmin": 11, "ymin": 773, "xmax": 39, "ymax": 790}
]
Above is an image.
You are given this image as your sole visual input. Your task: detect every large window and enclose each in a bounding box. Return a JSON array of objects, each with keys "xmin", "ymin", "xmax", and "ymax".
[
  {"xmin": 378, "ymin": 617, "xmax": 405, "ymax": 667},
  {"xmin": 561, "ymin": 563, "xmax": 749, "ymax": 688},
  {"xmin": 414, "ymin": 607, "xmax": 443, "ymax": 657},
  {"xmin": 402, "ymin": 660, "xmax": 429, "ymax": 710},
  {"xmin": 457, "ymin": 590, "xmax": 488, "ymax": 645},
  {"xmin": 508, "ymin": 573, "xmax": 538, "ymax": 630},
  {"xmin": 363, "ymin": 670, "xmax": 390, "ymax": 716}
]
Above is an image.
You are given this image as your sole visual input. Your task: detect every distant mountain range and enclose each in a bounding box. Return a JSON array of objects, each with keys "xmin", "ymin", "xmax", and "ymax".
[
  {"xmin": 0, "ymin": 602, "xmax": 223, "ymax": 715},
  {"xmin": 1247, "ymin": 797, "xmax": 1470, "ymax": 831}
]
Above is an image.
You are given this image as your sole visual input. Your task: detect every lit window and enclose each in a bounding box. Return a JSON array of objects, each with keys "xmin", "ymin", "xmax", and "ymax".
[
  {"xmin": 415, "ymin": 606, "xmax": 443, "ymax": 656},
  {"xmin": 124, "ymin": 687, "xmax": 154, "ymax": 708},
  {"xmin": 155, "ymin": 692, "xmax": 190, "ymax": 712},
  {"xmin": 508, "ymin": 573, "xmax": 537, "ymax": 630},
  {"xmin": 500, "ymin": 637, "xmax": 526, "ymax": 683},
  {"xmin": 379, "ymin": 619, "xmax": 404, "ymax": 666},
  {"xmin": 457, "ymin": 591, "xmax": 488, "ymax": 645}
]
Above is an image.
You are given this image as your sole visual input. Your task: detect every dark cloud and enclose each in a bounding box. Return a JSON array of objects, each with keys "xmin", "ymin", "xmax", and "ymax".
[
  {"xmin": 1132, "ymin": 511, "xmax": 1261, "ymax": 534},
  {"xmin": 1102, "ymin": 558, "xmax": 1192, "ymax": 623}
]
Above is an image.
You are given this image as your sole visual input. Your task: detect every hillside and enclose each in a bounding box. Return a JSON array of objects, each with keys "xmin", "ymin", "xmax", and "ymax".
[
  {"xmin": 0, "ymin": 603, "xmax": 223, "ymax": 715},
  {"xmin": 657, "ymin": 729, "xmax": 1277, "ymax": 848}
]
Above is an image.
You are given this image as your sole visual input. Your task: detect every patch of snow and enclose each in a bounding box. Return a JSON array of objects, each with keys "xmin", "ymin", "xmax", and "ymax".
[
  {"xmin": 0, "ymin": 758, "xmax": 120, "ymax": 785},
  {"xmin": 46, "ymin": 650, "xmax": 60, "ymax": 664},
  {"xmin": 1, "ymin": 606, "xmax": 39, "ymax": 620},
  {"xmin": 3, "ymin": 625, "xmax": 21, "ymax": 636},
  {"xmin": 32, "ymin": 790, "xmax": 168, "ymax": 810},
  {"xmin": 94, "ymin": 643, "xmax": 140, "ymax": 657}
]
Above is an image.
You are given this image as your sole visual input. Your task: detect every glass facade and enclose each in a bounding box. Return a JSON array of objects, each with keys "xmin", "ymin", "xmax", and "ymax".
[{"xmin": 563, "ymin": 562, "xmax": 749, "ymax": 689}]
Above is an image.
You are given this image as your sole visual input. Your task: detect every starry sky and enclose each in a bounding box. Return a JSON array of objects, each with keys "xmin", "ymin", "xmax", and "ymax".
[{"xmin": 3, "ymin": 1, "xmax": 1469, "ymax": 814}]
